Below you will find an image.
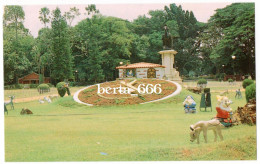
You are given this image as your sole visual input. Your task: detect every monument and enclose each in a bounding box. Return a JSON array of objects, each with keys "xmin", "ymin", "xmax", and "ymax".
[{"xmin": 159, "ymin": 25, "xmax": 182, "ymax": 83}]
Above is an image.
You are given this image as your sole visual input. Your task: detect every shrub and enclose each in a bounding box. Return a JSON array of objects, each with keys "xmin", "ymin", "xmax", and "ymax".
[
  {"xmin": 38, "ymin": 84, "xmax": 49, "ymax": 90},
  {"xmin": 228, "ymin": 78, "xmax": 234, "ymax": 83},
  {"xmin": 37, "ymin": 84, "xmax": 50, "ymax": 94},
  {"xmin": 242, "ymin": 79, "xmax": 254, "ymax": 89},
  {"xmin": 4, "ymin": 84, "xmax": 17, "ymax": 90},
  {"xmin": 56, "ymin": 82, "xmax": 71, "ymax": 97},
  {"xmin": 56, "ymin": 82, "xmax": 67, "ymax": 97},
  {"xmin": 30, "ymin": 84, "xmax": 39, "ymax": 88},
  {"xmin": 245, "ymin": 83, "xmax": 256, "ymax": 102},
  {"xmin": 15, "ymin": 84, "xmax": 24, "ymax": 89},
  {"xmin": 46, "ymin": 83, "xmax": 54, "ymax": 87},
  {"xmin": 197, "ymin": 78, "xmax": 207, "ymax": 89},
  {"xmin": 197, "ymin": 78, "xmax": 207, "ymax": 85}
]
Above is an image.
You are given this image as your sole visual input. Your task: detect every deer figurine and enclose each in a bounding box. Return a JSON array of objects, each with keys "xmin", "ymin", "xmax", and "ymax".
[{"xmin": 4, "ymin": 96, "xmax": 15, "ymax": 110}]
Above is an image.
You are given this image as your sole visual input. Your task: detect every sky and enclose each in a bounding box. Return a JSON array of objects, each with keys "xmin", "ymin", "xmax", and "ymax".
[{"xmin": 21, "ymin": 3, "xmax": 232, "ymax": 37}]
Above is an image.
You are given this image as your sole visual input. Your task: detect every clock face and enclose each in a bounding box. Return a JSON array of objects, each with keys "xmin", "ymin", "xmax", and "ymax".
[{"xmin": 147, "ymin": 68, "xmax": 156, "ymax": 78}]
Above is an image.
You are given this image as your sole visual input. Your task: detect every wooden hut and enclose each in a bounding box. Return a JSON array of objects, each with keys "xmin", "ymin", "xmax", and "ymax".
[{"xmin": 18, "ymin": 72, "xmax": 50, "ymax": 84}]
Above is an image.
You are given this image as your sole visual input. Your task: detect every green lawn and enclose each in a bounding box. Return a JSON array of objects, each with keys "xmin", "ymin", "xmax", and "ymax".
[
  {"xmin": 4, "ymin": 82, "xmax": 256, "ymax": 161},
  {"xmin": 4, "ymin": 86, "xmax": 85, "ymax": 101}
]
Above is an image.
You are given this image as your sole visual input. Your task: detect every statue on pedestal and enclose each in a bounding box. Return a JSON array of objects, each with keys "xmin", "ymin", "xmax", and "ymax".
[
  {"xmin": 159, "ymin": 25, "xmax": 182, "ymax": 83},
  {"xmin": 162, "ymin": 25, "xmax": 173, "ymax": 50}
]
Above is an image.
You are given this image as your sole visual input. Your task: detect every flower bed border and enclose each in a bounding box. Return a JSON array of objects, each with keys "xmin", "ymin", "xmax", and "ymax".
[{"xmin": 73, "ymin": 80, "xmax": 182, "ymax": 106}]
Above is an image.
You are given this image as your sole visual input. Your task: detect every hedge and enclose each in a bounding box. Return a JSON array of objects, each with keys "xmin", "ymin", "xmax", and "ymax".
[
  {"xmin": 245, "ymin": 83, "xmax": 256, "ymax": 102},
  {"xmin": 197, "ymin": 78, "xmax": 207, "ymax": 85},
  {"xmin": 228, "ymin": 78, "xmax": 234, "ymax": 83},
  {"xmin": 242, "ymin": 79, "xmax": 254, "ymax": 89},
  {"xmin": 56, "ymin": 82, "xmax": 70, "ymax": 97},
  {"xmin": 37, "ymin": 84, "xmax": 50, "ymax": 94}
]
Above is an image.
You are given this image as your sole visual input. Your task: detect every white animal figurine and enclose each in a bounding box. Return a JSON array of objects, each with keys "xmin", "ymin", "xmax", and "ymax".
[
  {"xmin": 39, "ymin": 99, "xmax": 45, "ymax": 104},
  {"xmin": 190, "ymin": 119, "xmax": 224, "ymax": 144},
  {"xmin": 44, "ymin": 96, "xmax": 52, "ymax": 103},
  {"xmin": 4, "ymin": 95, "xmax": 15, "ymax": 110}
]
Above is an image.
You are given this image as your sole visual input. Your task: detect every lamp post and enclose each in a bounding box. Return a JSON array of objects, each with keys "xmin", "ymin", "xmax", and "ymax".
[
  {"xmin": 231, "ymin": 55, "xmax": 236, "ymax": 81},
  {"xmin": 222, "ymin": 65, "xmax": 225, "ymax": 73},
  {"xmin": 75, "ymin": 70, "xmax": 78, "ymax": 82},
  {"xmin": 232, "ymin": 55, "xmax": 236, "ymax": 74}
]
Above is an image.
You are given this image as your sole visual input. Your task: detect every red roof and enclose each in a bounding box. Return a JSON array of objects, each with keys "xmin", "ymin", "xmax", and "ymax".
[
  {"xmin": 116, "ymin": 62, "xmax": 165, "ymax": 69},
  {"xmin": 19, "ymin": 72, "xmax": 39, "ymax": 80}
]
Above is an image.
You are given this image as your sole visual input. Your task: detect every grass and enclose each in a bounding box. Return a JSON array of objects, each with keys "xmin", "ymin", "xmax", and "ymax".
[
  {"xmin": 4, "ymin": 82, "xmax": 256, "ymax": 161},
  {"xmin": 4, "ymin": 86, "xmax": 85, "ymax": 101},
  {"xmin": 183, "ymin": 81, "xmax": 244, "ymax": 91}
]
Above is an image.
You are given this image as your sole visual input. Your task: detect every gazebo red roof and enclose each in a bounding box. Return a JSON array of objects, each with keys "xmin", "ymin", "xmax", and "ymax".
[
  {"xmin": 19, "ymin": 72, "xmax": 39, "ymax": 80},
  {"xmin": 116, "ymin": 62, "xmax": 165, "ymax": 69}
]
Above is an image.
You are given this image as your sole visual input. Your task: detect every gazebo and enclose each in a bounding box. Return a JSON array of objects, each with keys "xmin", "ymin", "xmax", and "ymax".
[
  {"xmin": 18, "ymin": 72, "xmax": 50, "ymax": 84},
  {"xmin": 116, "ymin": 62, "xmax": 165, "ymax": 79}
]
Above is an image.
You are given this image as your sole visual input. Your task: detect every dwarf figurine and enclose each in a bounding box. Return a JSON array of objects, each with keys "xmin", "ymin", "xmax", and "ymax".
[
  {"xmin": 183, "ymin": 95, "xmax": 196, "ymax": 113},
  {"xmin": 215, "ymin": 95, "xmax": 233, "ymax": 127}
]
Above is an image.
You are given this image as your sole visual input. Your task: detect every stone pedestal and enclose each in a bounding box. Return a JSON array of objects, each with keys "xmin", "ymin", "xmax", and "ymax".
[{"xmin": 158, "ymin": 50, "xmax": 182, "ymax": 83}]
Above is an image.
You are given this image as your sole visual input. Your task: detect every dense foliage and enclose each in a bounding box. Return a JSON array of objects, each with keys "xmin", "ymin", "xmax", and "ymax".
[
  {"xmin": 51, "ymin": 8, "xmax": 74, "ymax": 83},
  {"xmin": 197, "ymin": 78, "xmax": 207, "ymax": 85},
  {"xmin": 242, "ymin": 79, "xmax": 254, "ymax": 89},
  {"xmin": 228, "ymin": 78, "xmax": 234, "ymax": 83},
  {"xmin": 3, "ymin": 3, "xmax": 255, "ymax": 85},
  {"xmin": 197, "ymin": 3, "xmax": 255, "ymax": 77},
  {"xmin": 37, "ymin": 83, "xmax": 50, "ymax": 94},
  {"xmin": 245, "ymin": 83, "xmax": 256, "ymax": 102},
  {"xmin": 37, "ymin": 84, "xmax": 50, "ymax": 90},
  {"xmin": 56, "ymin": 82, "xmax": 67, "ymax": 97}
]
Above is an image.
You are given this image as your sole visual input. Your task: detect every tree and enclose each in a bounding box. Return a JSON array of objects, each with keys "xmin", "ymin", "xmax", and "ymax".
[
  {"xmin": 3, "ymin": 27, "xmax": 34, "ymax": 84},
  {"xmin": 3, "ymin": 6, "xmax": 35, "ymax": 84},
  {"xmin": 51, "ymin": 8, "xmax": 73, "ymax": 83},
  {"xmin": 39, "ymin": 7, "xmax": 50, "ymax": 28},
  {"xmin": 99, "ymin": 17, "xmax": 133, "ymax": 80},
  {"xmin": 64, "ymin": 7, "xmax": 81, "ymax": 26},
  {"xmin": 130, "ymin": 34, "xmax": 149, "ymax": 63},
  {"xmin": 201, "ymin": 3, "xmax": 255, "ymax": 78},
  {"xmin": 131, "ymin": 4, "xmax": 203, "ymax": 76},
  {"xmin": 164, "ymin": 4, "xmax": 202, "ymax": 75},
  {"xmin": 4, "ymin": 5, "xmax": 25, "ymax": 41},
  {"xmin": 35, "ymin": 28, "xmax": 53, "ymax": 77},
  {"xmin": 85, "ymin": 4, "xmax": 99, "ymax": 16}
]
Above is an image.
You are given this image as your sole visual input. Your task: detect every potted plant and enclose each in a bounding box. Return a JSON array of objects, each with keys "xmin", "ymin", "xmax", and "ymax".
[
  {"xmin": 228, "ymin": 78, "xmax": 234, "ymax": 84},
  {"xmin": 197, "ymin": 78, "xmax": 207, "ymax": 89}
]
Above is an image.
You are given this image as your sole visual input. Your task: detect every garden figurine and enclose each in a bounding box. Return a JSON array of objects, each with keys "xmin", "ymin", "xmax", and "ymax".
[
  {"xmin": 20, "ymin": 108, "xmax": 33, "ymax": 115},
  {"xmin": 39, "ymin": 99, "xmax": 45, "ymax": 104},
  {"xmin": 4, "ymin": 95, "xmax": 15, "ymax": 110},
  {"xmin": 235, "ymin": 89, "xmax": 242, "ymax": 99},
  {"xmin": 183, "ymin": 95, "xmax": 196, "ymax": 113},
  {"xmin": 189, "ymin": 119, "xmax": 224, "ymax": 144},
  {"xmin": 215, "ymin": 95, "xmax": 233, "ymax": 127},
  {"xmin": 44, "ymin": 96, "xmax": 52, "ymax": 103}
]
